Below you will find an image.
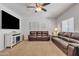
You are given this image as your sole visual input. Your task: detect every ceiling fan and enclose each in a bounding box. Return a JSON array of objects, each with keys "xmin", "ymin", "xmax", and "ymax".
[{"xmin": 27, "ymin": 3, "xmax": 50, "ymax": 12}]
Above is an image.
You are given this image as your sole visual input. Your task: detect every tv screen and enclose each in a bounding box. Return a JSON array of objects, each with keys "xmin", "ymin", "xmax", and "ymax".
[{"xmin": 2, "ymin": 10, "xmax": 20, "ymax": 29}]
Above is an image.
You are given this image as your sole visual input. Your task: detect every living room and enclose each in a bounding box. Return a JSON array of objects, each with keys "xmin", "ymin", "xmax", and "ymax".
[{"xmin": 0, "ymin": 2, "xmax": 79, "ymax": 56}]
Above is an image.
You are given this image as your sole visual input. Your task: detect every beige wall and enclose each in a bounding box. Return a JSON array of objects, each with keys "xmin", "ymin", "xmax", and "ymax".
[
  {"xmin": 21, "ymin": 14, "xmax": 56, "ymax": 39},
  {"xmin": 57, "ymin": 4, "xmax": 79, "ymax": 32},
  {"xmin": 0, "ymin": 4, "xmax": 21, "ymax": 50}
]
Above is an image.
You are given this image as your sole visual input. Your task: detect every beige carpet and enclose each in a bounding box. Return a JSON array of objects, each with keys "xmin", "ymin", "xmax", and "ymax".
[{"xmin": 0, "ymin": 40, "xmax": 66, "ymax": 56}]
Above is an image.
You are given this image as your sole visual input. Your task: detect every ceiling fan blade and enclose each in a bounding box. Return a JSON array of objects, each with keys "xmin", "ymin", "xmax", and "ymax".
[
  {"xmin": 27, "ymin": 6, "xmax": 35, "ymax": 8},
  {"xmin": 42, "ymin": 8, "xmax": 47, "ymax": 12},
  {"xmin": 42, "ymin": 3, "xmax": 50, "ymax": 6},
  {"xmin": 35, "ymin": 3, "xmax": 38, "ymax": 7}
]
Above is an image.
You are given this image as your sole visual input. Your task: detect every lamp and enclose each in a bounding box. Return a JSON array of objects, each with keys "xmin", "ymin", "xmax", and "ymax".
[
  {"xmin": 53, "ymin": 28, "xmax": 58, "ymax": 36},
  {"xmin": 54, "ymin": 28, "xmax": 58, "ymax": 32}
]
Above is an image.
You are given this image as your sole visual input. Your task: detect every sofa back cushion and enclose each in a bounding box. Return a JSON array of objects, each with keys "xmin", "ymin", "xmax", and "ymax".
[
  {"xmin": 63, "ymin": 32, "xmax": 72, "ymax": 37},
  {"xmin": 42, "ymin": 31, "xmax": 48, "ymax": 36},
  {"xmin": 37, "ymin": 31, "xmax": 42, "ymax": 36},
  {"xmin": 30, "ymin": 31, "xmax": 36, "ymax": 36},
  {"xmin": 30, "ymin": 31, "xmax": 49, "ymax": 36},
  {"xmin": 69, "ymin": 39, "xmax": 79, "ymax": 44},
  {"xmin": 58, "ymin": 32, "xmax": 65, "ymax": 39},
  {"xmin": 58, "ymin": 32, "xmax": 65, "ymax": 36},
  {"xmin": 58, "ymin": 32, "xmax": 72, "ymax": 41},
  {"xmin": 71, "ymin": 33, "xmax": 79, "ymax": 40},
  {"xmin": 61, "ymin": 32, "xmax": 71, "ymax": 41}
]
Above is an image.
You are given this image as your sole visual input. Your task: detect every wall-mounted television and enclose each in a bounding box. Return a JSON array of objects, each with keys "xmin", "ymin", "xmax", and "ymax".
[{"xmin": 2, "ymin": 10, "xmax": 20, "ymax": 29}]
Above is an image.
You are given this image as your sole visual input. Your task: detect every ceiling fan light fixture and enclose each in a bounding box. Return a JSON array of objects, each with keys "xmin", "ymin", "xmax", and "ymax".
[
  {"xmin": 36, "ymin": 7, "xmax": 42, "ymax": 11},
  {"xmin": 27, "ymin": 3, "xmax": 50, "ymax": 12}
]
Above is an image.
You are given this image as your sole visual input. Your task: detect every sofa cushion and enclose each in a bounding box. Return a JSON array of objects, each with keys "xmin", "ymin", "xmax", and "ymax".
[
  {"xmin": 37, "ymin": 34, "xmax": 41, "ymax": 36},
  {"xmin": 42, "ymin": 31, "xmax": 48, "ymax": 36},
  {"xmin": 58, "ymin": 36, "xmax": 63, "ymax": 39},
  {"xmin": 69, "ymin": 43, "xmax": 79, "ymax": 47},
  {"xmin": 58, "ymin": 36, "xmax": 70, "ymax": 41},
  {"xmin": 62, "ymin": 37, "xmax": 70, "ymax": 41},
  {"xmin": 71, "ymin": 33, "xmax": 79, "ymax": 40},
  {"xmin": 42, "ymin": 34, "xmax": 48, "ymax": 36},
  {"xmin": 69, "ymin": 38, "xmax": 79, "ymax": 44},
  {"xmin": 59, "ymin": 40, "xmax": 68, "ymax": 49},
  {"xmin": 63, "ymin": 32, "xmax": 72, "ymax": 37},
  {"xmin": 58, "ymin": 32, "xmax": 65, "ymax": 36},
  {"xmin": 30, "ymin": 31, "xmax": 36, "ymax": 35},
  {"xmin": 53, "ymin": 38, "xmax": 68, "ymax": 49},
  {"xmin": 37, "ymin": 31, "xmax": 42, "ymax": 36},
  {"xmin": 37, "ymin": 36, "xmax": 41, "ymax": 38},
  {"xmin": 42, "ymin": 36, "xmax": 48, "ymax": 38}
]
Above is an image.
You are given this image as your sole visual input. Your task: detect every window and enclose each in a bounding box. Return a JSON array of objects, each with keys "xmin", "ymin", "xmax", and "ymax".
[
  {"xmin": 62, "ymin": 17, "xmax": 74, "ymax": 32},
  {"xmin": 28, "ymin": 22, "xmax": 47, "ymax": 31}
]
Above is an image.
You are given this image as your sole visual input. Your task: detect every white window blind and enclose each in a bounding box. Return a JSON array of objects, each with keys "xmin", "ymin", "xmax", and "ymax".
[{"xmin": 62, "ymin": 17, "xmax": 74, "ymax": 32}]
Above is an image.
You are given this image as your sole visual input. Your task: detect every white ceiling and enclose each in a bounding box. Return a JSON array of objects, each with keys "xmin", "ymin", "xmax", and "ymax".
[{"xmin": 1, "ymin": 3, "xmax": 74, "ymax": 19}]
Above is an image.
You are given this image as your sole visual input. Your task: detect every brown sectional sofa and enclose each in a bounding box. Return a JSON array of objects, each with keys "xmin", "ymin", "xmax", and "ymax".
[
  {"xmin": 28, "ymin": 31, "xmax": 50, "ymax": 41},
  {"xmin": 52, "ymin": 32, "xmax": 79, "ymax": 56}
]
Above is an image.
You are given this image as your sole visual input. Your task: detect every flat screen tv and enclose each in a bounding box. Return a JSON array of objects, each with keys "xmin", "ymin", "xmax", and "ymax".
[{"xmin": 2, "ymin": 10, "xmax": 20, "ymax": 29}]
